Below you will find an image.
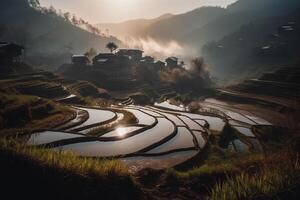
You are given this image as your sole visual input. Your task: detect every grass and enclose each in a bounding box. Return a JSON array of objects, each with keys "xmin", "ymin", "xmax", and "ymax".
[
  {"xmin": 0, "ymin": 94, "xmax": 75, "ymax": 136},
  {"xmin": 0, "ymin": 139, "xmax": 140, "ymax": 199},
  {"xmin": 166, "ymin": 149, "xmax": 264, "ymax": 181},
  {"xmin": 163, "ymin": 147, "xmax": 300, "ymax": 199},
  {"xmin": 0, "ymin": 94, "xmax": 38, "ymax": 109},
  {"xmin": 65, "ymin": 80, "xmax": 101, "ymax": 97},
  {"xmin": 0, "ymin": 139, "xmax": 129, "ymax": 177},
  {"xmin": 210, "ymin": 152, "xmax": 300, "ymax": 200}
]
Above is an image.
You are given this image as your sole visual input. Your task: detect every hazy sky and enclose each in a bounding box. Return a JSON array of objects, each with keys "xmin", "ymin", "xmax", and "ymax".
[{"xmin": 39, "ymin": 0, "xmax": 237, "ymax": 23}]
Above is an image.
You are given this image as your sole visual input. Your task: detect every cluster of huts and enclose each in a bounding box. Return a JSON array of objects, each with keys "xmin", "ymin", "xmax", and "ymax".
[{"xmin": 71, "ymin": 48, "xmax": 183, "ymax": 71}]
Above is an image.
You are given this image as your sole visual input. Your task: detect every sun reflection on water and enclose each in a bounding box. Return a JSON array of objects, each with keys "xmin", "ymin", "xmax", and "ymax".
[{"xmin": 116, "ymin": 127, "xmax": 127, "ymax": 137}]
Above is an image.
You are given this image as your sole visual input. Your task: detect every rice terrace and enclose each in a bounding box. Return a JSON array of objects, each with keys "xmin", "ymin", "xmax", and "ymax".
[{"xmin": 1, "ymin": 0, "xmax": 300, "ymax": 199}]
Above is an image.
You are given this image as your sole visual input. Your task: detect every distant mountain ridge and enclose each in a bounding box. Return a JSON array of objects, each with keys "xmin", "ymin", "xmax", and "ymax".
[
  {"xmin": 98, "ymin": 0, "xmax": 300, "ymax": 47},
  {"xmin": 97, "ymin": 0, "xmax": 300, "ymax": 80},
  {"xmin": 202, "ymin": 8, "xmax": 300, "ymax": 80},
  {"xmin": 97, "ymin": 7, "xmax": 226, "ymax": 42},
  {"xmin": 183, "ymin": 0, "xmax": 300, "ymax": 47}
]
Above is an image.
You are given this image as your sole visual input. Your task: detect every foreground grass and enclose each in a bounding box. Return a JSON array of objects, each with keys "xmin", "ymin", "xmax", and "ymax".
[
  {"xmin": 0, "ymin": 139, "xmax": 129, "ymax": 177},
  {"xmin": 164, "ymin": 143, "xmax": 300, "ymax": 199},
  {"xmin": 167, "ymin": 151, "xmax": 265, "ymax": 181},
  {"xmin": 0, "ymin": 139, "xmax": 140, "ymax": 199},
  {"xmin": 211, "ymin": 153, "xmax": 300, "ymax": 200}
]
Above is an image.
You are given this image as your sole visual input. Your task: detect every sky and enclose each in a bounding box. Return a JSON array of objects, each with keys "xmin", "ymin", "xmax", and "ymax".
[{"xmin": 39, "ymin": 0, "xmax": 237, "ymax": 23}]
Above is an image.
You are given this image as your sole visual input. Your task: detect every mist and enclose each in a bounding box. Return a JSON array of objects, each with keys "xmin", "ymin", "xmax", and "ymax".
[
  {"xmin": 159, "ymin": 57, "xmax": 211, "ymax": 91},
  {"xmin": 122, "ymin": 37, "xmax": 198, "ymax": 61}
]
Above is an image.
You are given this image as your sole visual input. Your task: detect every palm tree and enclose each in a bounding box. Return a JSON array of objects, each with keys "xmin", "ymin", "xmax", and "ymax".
[{"xmin": 106, "ymin": 42, "xmax": 118, "ymax": 53}]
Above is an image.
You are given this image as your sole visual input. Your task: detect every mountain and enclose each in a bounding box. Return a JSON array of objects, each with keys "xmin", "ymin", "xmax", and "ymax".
[
  {"xmin": 98, "ymin": 13, "xmax": 174, "ymax": 40},
  {"xmin": 202, "ymin": 8, "xmax": 300, "ymax": 80},
  {"xmin": 96, "ymin": 0, "xmax": 300, "ymax": 81},
  {"xmin": 0, "ymin": 0, "xmax": 122, "ymax": 70},
  {"xmin": 183, "ymin": 0, "xmax": 300, "ymax": 47},
  {"xmin": 98, "ymin": 0, "xmax": 300, "ymax": 49},
  {"xmin": 97, "ymin": 7, "xmax": 226, "ymax": 42}
]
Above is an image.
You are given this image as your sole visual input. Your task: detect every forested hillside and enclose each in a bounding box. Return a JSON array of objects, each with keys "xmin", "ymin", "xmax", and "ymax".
[
  {"xmin": 202, "ymin": 8, "xmax": 300, "ymax": 79},
  {"xmin": 0, "ymin": 0, "xmax": 121, "ymax": 70}
]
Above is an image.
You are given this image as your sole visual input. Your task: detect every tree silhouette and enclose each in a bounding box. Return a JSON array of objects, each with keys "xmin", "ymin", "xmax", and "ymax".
[
  {"xmin": 106, "ymin": 42, "xmax": 118, "ymax": 53},
  {"xmin": 28, "ymin": 0, "xmax": 40, "ymax": 9},
  {"xmin": 84, "ymin": 48, "xmax": 97, "ymax": 60},
  {"xmin": 63, "ymin": 12, "xmax": 71, "ymax": 22}
]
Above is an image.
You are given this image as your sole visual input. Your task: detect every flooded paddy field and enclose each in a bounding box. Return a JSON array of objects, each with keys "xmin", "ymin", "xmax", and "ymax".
[{"xmin": 26, "ymin": 99, "xmax": 275, "ymax": 171}]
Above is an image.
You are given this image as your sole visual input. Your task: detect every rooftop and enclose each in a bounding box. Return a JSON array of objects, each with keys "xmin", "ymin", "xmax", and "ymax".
[
  {"xmin": 117, "ymin": 49, "xmax": 144, "ymax": 53},
  {"xmin": 0, "ymin": 42, "xmax": 24, "ymax": 49},
  {"xmin": 72, "ymin": 55, "xmax": 87, "ymax": 58}
]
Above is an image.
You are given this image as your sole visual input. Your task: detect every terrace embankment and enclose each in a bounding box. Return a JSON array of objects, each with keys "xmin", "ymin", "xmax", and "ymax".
[
  {"xmin": 1, "ymin": 64, "xmax": 299, "ymax": 199},
  {"xmin": 0, "ymin": 94, "xmax": 75, "ymax": 136},
  {"xmin": 0, "ymin": 140, "xmax": 140, "ymax": 200},
  {"xmin": 216, "ymin": 66, "xmax": 300, "ymax": 113},
  {"xmin": 1, "ymin": 96, "xmax": 299, "ymax": 199}
]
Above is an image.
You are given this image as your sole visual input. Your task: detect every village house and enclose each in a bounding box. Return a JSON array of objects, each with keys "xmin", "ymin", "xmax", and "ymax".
[
  {"xmin": 0, "ymin": 42, "xmax": 24, "ymax": 64},
  {"xmin": 140, "ymin": 56, "xmax": 155, "ymax": 63},
  {"xmin": 72, "ymin": 55, "xmax": 90, "ymax": 65},
  {"xmin": 165, "ymin": 57, "xmax": 179, "ymax": 68},
  {"xmin": 92, "ymin": 53, "xmax": 116, "ymax": 66},
  {"xmin": 154, "ymin": 60, "xmax": 166, "ymax": 71},
  {"xmin": 92, "ymin": 53, "xmax": 131, "ymax": 68},
  {"xmin": 116, "ymin": 49, "xmax": 143, "ymax": 62}
]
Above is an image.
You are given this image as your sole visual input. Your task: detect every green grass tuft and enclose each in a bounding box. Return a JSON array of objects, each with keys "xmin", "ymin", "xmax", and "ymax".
[
  {"xmin": 210, "ymin": 153, "xmax": 300, "ymax": 200},
  {"xmin": 0, "ymin": 139, "xmax": 129, "ymax": 177}
]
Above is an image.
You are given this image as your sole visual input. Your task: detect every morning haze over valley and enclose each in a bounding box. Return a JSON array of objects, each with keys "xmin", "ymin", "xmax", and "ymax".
[{"xmin": 0, "ymin": 0, "xmax": 300, "ymax": 199}]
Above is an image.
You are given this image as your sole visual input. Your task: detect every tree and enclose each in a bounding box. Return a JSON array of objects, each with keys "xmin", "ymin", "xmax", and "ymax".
[
  {"xmin": 84, "ymin": 48, "xmax": 97, "ymax": 60},
  {"xmin": 63, "ymin": 12, "xmax": 71, "ymax": 22},
  {"xmin": 48, "ymin": 6, "xmax": 57, "ymax": 15},
  {"xmin": 71, "ymin": 15, "xmax": 78, "ymax": 26},
  {"xmin": 106, "ymin": 42, "xmax": 118, "ymax": 53},
  {"xmin": 28, "ymin": 0, "xmax": 40, "ymax": 9}
]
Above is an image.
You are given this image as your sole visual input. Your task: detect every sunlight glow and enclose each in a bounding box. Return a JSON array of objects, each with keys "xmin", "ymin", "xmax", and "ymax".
[
  {"xmin": 116, "ymin": 127, "xmax": 127, "ymax": 137},
  {"xmin": 109, "ymin": 0, "xmax": 138, "ymax": 9}
]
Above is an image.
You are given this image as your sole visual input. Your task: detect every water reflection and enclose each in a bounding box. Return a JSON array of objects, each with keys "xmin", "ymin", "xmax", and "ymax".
[{"xmin": 116, "ymin": 127, "xmax": 127, "ymax": 137}]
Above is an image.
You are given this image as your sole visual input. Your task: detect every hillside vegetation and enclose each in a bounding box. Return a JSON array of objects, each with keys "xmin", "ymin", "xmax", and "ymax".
[
  {"xmin": 99, "ymin": 0, "xmax": 300, "ymax": 48},
  {"xmin": 0, "ymin": 0, "xmax": 121, "ymax": 69},
  {"xmin": 203, "ymin": 8, "xmax": 300, "ymax": 79},
  {"xmin": 98, "ymin": 0, "xmax": 300, "ymax": 81}
]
